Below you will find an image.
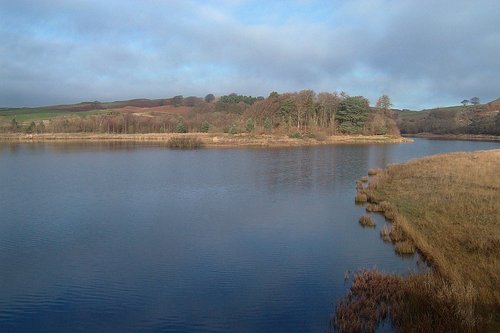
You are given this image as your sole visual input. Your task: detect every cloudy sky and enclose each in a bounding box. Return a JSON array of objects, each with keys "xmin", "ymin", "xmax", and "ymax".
[{"xmin": 1, "ymin": 0, "xmax": 499, "ymax": 109}]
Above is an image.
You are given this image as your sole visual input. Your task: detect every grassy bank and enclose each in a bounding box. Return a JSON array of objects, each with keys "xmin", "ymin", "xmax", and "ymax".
[
  {"xmin": 405, "ymin": 133, "xmax": 500, "ymax": 141},
  {"xmin": 333, "ymin": 150, "xmax": 500, "ymax": 332},
  {"xmin": 0, "ymin": 133, "xmax": 410, "ymax": 147}
]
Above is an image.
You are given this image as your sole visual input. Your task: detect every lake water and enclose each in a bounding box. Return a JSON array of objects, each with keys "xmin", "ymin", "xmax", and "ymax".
[{"xmin": 1, "ymin": 138, "xmax": 498, "ymax": 332}]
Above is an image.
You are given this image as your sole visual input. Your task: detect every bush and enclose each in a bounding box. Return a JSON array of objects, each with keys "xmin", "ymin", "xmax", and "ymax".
[
  {"xmin": 228, "ymin": 123, "xmax": 238, "ymax": 134},
  {"xmin": 264, "ymin": 117, "xmax": 273, "ymax": 132},
  {"xmin": 200, "ymin": 121, "xmax": 210, "ymax": 133},
  {"xmin": 288, "ymin": 131, "xmax": 302, "ymax": 139},
  {"xmin": 245, "ymin": 118, "xmax": 255, "ymax": 132},
  {"xmin": 176, "ymin": 119, "xmax": 187, "ymax": 133},
  {"xmin": 167, "ymin": 137, "xmax": 203, "ymax": 149}
]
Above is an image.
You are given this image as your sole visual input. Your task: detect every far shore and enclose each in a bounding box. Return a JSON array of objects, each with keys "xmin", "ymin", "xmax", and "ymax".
[
  {"xmin": 403, "ymin": 132, "xmax": 500, "ymax": 141},
  {"xmin": 0, "ymin": 133, "xmax": 411, "ymax": 147}
]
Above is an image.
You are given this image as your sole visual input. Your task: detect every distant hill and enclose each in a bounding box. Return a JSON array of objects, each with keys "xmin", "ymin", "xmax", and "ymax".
[
  {"xmin": 397, "ymin": 99, "xmax": 500, "ymax": 135},
  {"xmin": 2, "ymin": 94, "xmax": 498, "ymax": 136}
]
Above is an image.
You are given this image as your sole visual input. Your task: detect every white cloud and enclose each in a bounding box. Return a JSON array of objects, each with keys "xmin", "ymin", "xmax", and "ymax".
[{"xmin": 0, "ymin": 0, "xmax": 499, "ymax": 108}]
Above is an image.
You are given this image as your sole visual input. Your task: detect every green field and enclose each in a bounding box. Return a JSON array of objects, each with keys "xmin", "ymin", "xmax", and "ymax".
[{"xmin": 0, "ymin": 108, "xmax": 106, "ymax": 123}]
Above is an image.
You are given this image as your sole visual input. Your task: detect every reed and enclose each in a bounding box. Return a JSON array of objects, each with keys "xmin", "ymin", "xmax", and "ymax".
[
  {"xmin": 394, "ymin": 240, "xmax": 416, "ymax": 255},
  {"xmin": 331, "ymin": 270, "xmax": 485, "ymax": 333},
  {"xmin": 346, "ymin": 149, "xmax": 500, "ymax": 331},
  {"xmin": 358, "ymin": 215, "xmax": 376, "ymax": 227},
  {"xmin": 379, "ymin": 225, "xmax": 391, "ymax": 242}
]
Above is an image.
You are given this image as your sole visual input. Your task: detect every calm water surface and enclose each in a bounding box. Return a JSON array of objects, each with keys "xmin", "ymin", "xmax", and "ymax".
[{"xmin": 0, "ymin": 138, "xmax": 498, "ymax": 332}]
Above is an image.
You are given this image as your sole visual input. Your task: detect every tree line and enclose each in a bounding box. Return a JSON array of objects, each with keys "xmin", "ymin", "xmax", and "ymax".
[{"xmin": 1, "ymin": 91, "xmax": 400, "ymax": 136}]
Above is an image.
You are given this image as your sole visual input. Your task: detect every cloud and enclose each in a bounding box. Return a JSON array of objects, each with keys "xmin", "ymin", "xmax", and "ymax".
[{"xmin": 0, "ymin": 0, "xmax": 499, "ymax": 108}]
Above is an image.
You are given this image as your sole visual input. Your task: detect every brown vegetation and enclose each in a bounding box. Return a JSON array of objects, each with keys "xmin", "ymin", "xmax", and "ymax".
[
  {"xmin": 0, "ymin": 133, "xmax": 409, "ymax": 147},
  {"xmin": 358, "ymin": 215, "xmax": 376, "ymax": 227},
  {"xmin": 367, "ymin": 168, "xmax": 381, "ymax": 176},
  {"xmin": 354, "ymin": 192, "xmax": 368, "ymax": 203},
  {"xmin": 336, "ymin": 149, "xmax": 500, "ymax": 331},
  {"xmin": 331, "ymin": 270, "xmax": 485, "ymax": 333},
  {"xmin": 397, "ymin": 99, "xmax": 500, "ymax": 136},
  {"xmin": 166, "ymin": 137, "xmax": 204, "ymax": 149},
  {"xmin": 1, "ymin": 91, "xmax": 402, "ymax": 137}
]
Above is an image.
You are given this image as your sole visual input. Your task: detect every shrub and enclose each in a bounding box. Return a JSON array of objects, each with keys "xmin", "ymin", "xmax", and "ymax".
[
  {"xmin": 176, "ymin": 119, "xmax": 187, "ymax": 133},
  {"xmin": 314, "ymin": 132, "xmax": 327, "ymax": 141},
  {"xmin": 288, "ymin": 131, "xmax": 302, "ymax": 139},
  {"xmin": 228, "ymin": 123, "xmax": 238, "ymax": 134},
  {"xmin": 245, "ymin": 118, "xmax": 255, "ymax": 132},
  {"xmin": 200, "ymin": 121, "xmax": 210, "ymax": 133},
  {"xmin": 264, "ymin": 117, "xmax": 272, "ymax": 132},
  {"xmin": 167, "ymin": 137, "xmax": 203, "ymax": 149}
]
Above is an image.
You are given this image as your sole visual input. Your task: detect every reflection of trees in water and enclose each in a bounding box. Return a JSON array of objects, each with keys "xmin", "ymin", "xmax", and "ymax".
[
  {"xmin": 258, "ymin": 146, "xmax": 372, "ymax": 192},
  {"xmin": 8, "ymin": 142, "xmax": 172, "ymax": 154},
  {"xmin": 367, "ymin": 144, "xmax": 392, "ymax": 169}
]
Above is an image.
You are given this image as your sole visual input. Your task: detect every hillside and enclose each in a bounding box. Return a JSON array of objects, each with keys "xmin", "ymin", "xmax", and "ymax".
[
  {"xmin": 0, "ymin": 91, "xmax": 400, "ymax": 137},
  {"xmin": 397, "ymin": 99, "xmax": 500, "ymax": 135}
]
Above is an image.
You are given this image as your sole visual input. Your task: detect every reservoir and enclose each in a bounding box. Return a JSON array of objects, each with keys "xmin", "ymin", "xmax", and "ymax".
[{"xmin": 0, "ymin": 138, "xmax": 498, "ymax": 332}]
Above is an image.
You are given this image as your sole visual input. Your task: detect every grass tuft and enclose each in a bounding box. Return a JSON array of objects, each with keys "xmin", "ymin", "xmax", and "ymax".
[
  {"xmin": 380, "ymin": 225, "xmax": 391, "ymax": 242},
  {"xmin": 368, "ymin": 168, "xmax": 381, "ymax": 176},
  {"xmin": 354, "ymin": 191, "xmax": 368, "ymax": 203},
  {"xmin": 359, "ymin": 214, "xmax": 376, "ymax": 227},
  {"xmin": 394, "ymin": 240, "xmax": 416, "ymax": 255}
]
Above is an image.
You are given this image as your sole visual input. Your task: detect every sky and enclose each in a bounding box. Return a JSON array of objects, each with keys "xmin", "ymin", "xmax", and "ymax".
[{"xmin": 1, "ymin": 0, "xmax": 499, "ymax": 109}]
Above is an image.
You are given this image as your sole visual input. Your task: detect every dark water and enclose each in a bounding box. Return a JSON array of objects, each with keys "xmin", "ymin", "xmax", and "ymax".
[{"xmin": 0, "ymin": 138, "xmax": 498, "ymax": 332}]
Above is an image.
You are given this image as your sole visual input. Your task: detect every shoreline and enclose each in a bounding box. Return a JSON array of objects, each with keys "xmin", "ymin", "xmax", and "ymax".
[
  {"xmin": 334, "ymin": 150, "xmax": 500, "ymax": 332},
  {"xmin": 403, "ymin": 133, "xmax": 500, "ymax": 141},
  {"xmin": 0, "ymin": 133, "xmax": 411, "ymax": 147}
]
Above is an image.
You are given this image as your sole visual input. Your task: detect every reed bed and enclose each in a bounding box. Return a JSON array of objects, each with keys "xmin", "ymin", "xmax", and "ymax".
[
  {"xmin": 166, "ymin": 137, "xmax": 204, "ymax": 149},
  {"xmin": 338, "ymin": 149, "xmax": 500, "ymax": 331},
  {"xmin": 330, "ymin": 270, "xmax": 485, "ymax": 333}
]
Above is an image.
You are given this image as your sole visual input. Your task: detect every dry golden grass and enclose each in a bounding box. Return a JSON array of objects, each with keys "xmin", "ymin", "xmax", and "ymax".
[
  {"xmin": 0, "ymin": 133, "xmax": 410, "ymax": 147},
  {"xmin": 353, "ymin": 149, "xmax": 500, "ymax": 331},
  {"xmin": 367, "ymin": 150, "xmax": 500, "ymax": 303},
  {"xmin": 394, "ymin": 240, "xmax": 416, "ymax": 255},
  {"xmin": 367, "ymin": 168, "xmax": 382, "ymax": 176},
  {"xmin": 331, "ymin": 270, "xmax": 486, "ymax": 333},
  {"xmin": 359, "ymin": 215, "xmax": 376, "ymax": 227},
  {"xmin": 354, "ymin": 191, "xmax": 368, "ymax": 203}
]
